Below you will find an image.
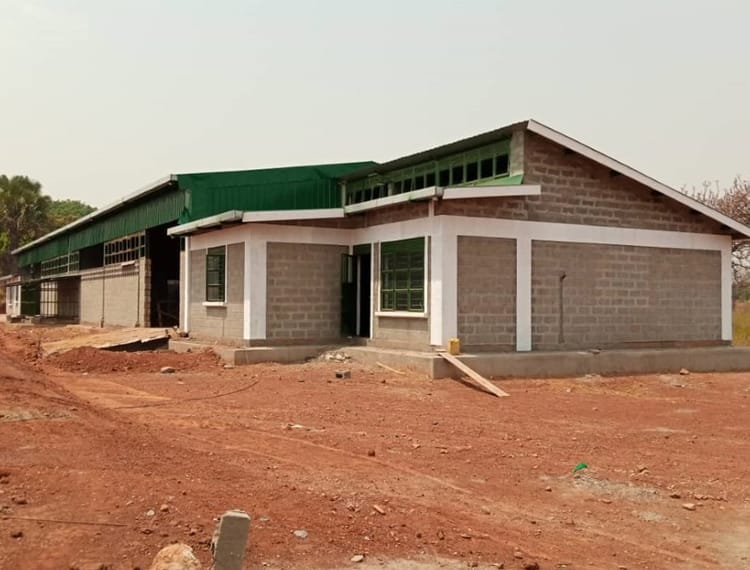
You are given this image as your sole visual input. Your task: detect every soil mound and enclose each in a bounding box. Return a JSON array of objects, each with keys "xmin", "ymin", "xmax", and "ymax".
[{"xmin": 46, "ymin": 346, "xmax": 221, "ymax": 374}]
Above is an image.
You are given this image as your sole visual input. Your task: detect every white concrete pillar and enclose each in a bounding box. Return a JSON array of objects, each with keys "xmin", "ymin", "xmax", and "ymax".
[
  {"xmin": 243, "ymin": 237, "xmax": 252, "ymax": 342},
  {"xmin": 248, "ymin": 236, "xmax": 267, "ymax": 341},
  {"xmin": 182, "ymin": 236, "xmax": 190, "ymax": 332},
  {"xmin": 430, "ymin": 217, "xmax": 457, "ymax": 347},
  {"xmin": 721, "ymin": 238, "xmax": 733, "ymax": 342},
  {"xmin": 516, "ymin": 237, "xmax": 532, "ymax": 351}
]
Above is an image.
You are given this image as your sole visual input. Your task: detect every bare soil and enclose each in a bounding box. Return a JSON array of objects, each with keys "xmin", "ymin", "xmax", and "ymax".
[{"xmin": 1, "ymin": 323, "xmax": 749, "ymax": 570}]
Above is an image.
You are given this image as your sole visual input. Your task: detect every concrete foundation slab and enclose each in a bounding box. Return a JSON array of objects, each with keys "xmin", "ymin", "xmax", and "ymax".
[
  {"xmin": 170, "ymin": 340, "xmax": 750, "ymax": 379},
  {"xmin": 349, "ymin": 346, "xmax": 750, "ymax": 379},
  {"xmin": 169, "ymin": 340, "xmax": 337, "ymax": 365}
]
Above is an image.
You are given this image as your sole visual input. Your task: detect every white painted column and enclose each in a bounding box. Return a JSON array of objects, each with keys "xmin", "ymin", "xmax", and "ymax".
[
  {"xmin": 248, "ymin": 237, "xmax": 268, "ymax": 341},
  {"xmin": 430, "ymin": 217, "xmax": 458, "ymax": 346},
  {"xmin": 370, "ymin": 244, "xmax": 376, "ymax": 339},
  {"xmin": 243, "ymin": 237, "xmax": 252, "ymax": 342},
  {"xmin": 721, "ymin": 238, "xmax": 733, "ymax": 342},
  {"xmin": 183, "ymin": 236, "xmax": 190, "ymax": 332},
  {"xmin": 516, "ymin": 237, "xmax": 532, "ymax": 351}
]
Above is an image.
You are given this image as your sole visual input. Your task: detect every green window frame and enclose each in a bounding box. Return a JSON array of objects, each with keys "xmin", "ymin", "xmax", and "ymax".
[
  {"xmin": 205, "ymin": 246, "xmax": 226, "ymax": 302},
  {"xmin": 380, "ymin": 238, "xmax": 425, "ymax": 312},
  {"xmin": 345, "ymin": 138, "xmax": 512, "ymax": 205}
]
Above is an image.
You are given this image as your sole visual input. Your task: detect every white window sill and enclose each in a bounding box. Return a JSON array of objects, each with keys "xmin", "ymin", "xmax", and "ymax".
[
  {"xmin": 202, "ymin": 301, "xmax": 227, "ymax": 307},
  {"xmin": 375, "ymin": 311, "xmax": 427, "ymax": 319}
]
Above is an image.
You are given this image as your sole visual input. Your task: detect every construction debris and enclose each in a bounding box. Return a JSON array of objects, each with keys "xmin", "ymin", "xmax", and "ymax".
[{"xmin": 42, "ymin": 327, "xmax": 170, "ymax": 356}]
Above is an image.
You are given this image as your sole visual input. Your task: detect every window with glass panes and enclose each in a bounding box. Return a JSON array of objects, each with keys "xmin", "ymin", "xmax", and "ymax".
[
  {"xmin": 205, "ymin": 246, "xmax": 226, "ymax": 302},
  {"xmin": 380, "ymin": 238, "xmax": 425, "ymax": 312},
  {"xmin": 345, "ymin": 139, "xmax": 511, "ymax": 205}
]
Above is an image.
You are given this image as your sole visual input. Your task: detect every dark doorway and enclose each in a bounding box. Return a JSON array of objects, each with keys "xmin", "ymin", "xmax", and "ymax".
[
  {"xmin": 147, "ymin": 224, "xmax": 181, "ymax": 327},
  {"xmin": 355, "ymin": 245, "xmax": 371, "ymax": 338},
  {"xmin": 341, "ymin": 245, "xmax": 372, "ymax": 338},
  {"xmin": 341, "ymin": 253, "xmax": 356, "ymax": 337}
]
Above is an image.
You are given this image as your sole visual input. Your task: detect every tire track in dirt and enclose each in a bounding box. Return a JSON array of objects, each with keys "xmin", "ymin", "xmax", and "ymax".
[
  {"xmin": 46, "ymin": 363, "xmax": 725, "ymax": 568},
  {"xmin": 172, "ymin": 427, "xmax": 719, "ymax": 569}
]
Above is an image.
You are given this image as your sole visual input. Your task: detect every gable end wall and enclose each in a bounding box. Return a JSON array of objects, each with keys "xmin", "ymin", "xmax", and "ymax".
[
  {"xmin": 522, "ymin": 133, "xmax": 727, "ymax": 233},
  {"xmin": 437, "ymin": 130, "xmax": 728, "ymax": 235}
]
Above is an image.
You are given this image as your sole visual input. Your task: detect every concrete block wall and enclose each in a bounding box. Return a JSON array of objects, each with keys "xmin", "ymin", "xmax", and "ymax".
[
  {"xmin": 509, "ymin": 127, "xmax": 525, "ymax": 175},
  {"xmin": 362, "ymin": 202, "xmax": 429, "ymax": 227},
  {"xmin": 57, "ymin": 279, "xmax": 79, "ymax": 318},
  {"xmin": 522, "ymin": 133, "xmax": 726, "ymax": 233},
  {"xmin": 531, "ymin": 241, "xmax": 722, "ymax": 350},
  {"xmin": 373, "ymin": 316, "xmax": 430, "ymax": 349},
  {"xmin": 266, "ymin": 242, "xmax": 347, "ymax": 344},
  {"xmin": 457, "ymin": 236, "xmax": 517, "ymax": 351},
  {"xmin": 79, "ymin": 269, "xmax": 104, "ymax": 324},
  {"xmin": 188, "ymin": 243, "xmax": 244, "ymax": 341},
  {"xmin": 79, "ymin": 258, "xmax": 149, "ymax": 327}
]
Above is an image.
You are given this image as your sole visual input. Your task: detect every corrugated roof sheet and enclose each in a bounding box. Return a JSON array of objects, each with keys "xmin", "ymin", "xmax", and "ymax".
[{"xmin": 177, "ymin": 162, "xmax": 375, "ymax": 222}]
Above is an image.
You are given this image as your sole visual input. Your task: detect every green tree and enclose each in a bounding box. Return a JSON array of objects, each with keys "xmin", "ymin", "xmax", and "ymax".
[
  {"xmin": 0, "ymin": 175, "xmax": 52, "ymax": 275},
  {"xmin": 48, "ymin": 199, "xmax": 96, "ymax": 230}
]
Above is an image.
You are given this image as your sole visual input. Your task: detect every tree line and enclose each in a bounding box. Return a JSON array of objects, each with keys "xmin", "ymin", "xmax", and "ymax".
[{"xmin": 0, "ymin": 175, "xmax": 95, "ymax": 276}]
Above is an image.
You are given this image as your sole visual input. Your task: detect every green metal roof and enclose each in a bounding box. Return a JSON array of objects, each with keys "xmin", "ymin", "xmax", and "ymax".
[
  {"xmin": 14, "ymin": 162, "xmax": 375, "ymax": 267},
  {"xmin": 177, "ymin": 162, "xmax": 375, "ymax": 222},
  {"xmin": 17, "ymin": 184, "xmax": 184, "ymax": 267}
]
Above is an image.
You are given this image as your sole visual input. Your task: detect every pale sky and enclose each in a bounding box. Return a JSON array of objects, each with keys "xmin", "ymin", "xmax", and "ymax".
[{"xmin": 1, "ymin": 0, "xmax": 748, "ymax": 207}]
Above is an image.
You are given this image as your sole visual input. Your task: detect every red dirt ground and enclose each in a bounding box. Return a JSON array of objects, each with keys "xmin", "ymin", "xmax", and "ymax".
[{"xmin": 1, "ymin": 323, "xmax": 749, "ymax": 570}]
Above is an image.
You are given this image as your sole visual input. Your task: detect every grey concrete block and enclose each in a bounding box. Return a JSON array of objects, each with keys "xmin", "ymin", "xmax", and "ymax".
[{"xmin": 212, "ymin": 509, "xmax": 251, "ymax": 570}]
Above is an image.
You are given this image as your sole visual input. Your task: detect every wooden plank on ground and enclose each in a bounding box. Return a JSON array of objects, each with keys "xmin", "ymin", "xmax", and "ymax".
[
  {"xmin": 438, "ymin": 352, "xmax": 510, "ymax": 398},
  {"xmin": 376, "ymin": 361, "xmax": 406, "ymax": 375},
  {"xmin": 42, "ymin": 328, "xmax": 170, "ymax": 356}
]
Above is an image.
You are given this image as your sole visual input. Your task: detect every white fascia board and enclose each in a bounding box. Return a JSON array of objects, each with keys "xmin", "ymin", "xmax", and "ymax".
[
  {"xmin": 343, "ymin": 187, "xmax": 439, "ymax": 214},
  {"xmin": 12, "ymin": 174, "xmax": 177, "ymax": 254},
  {"xmin": 442, "ymin": 184, "xmax": 541, "ymax": 200},
  {"xmin": 167, "ymin": 210, "xmax": 244, "ymax": 236},
  {"xmin": 526, "ymin": 120, "xmax": 750, "ymax": 238},
  {"xmin": 241, "ymin": 208, "xmax": 344, "ymax": 223}
]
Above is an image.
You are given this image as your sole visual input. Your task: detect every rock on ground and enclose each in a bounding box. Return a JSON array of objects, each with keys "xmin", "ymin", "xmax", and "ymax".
[{"xmin": 147, "ymin": 543, "xmax": 202, "ymax": 570}]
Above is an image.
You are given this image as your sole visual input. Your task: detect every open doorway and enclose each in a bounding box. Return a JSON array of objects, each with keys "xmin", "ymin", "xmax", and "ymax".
[
  {"xmin": 342, "ymin": 244, "xmax": 372, "ymax": 338},
  {"xmin": 147, "ymin": 224, "xmax": 181, "ymax": 327},
  {"xmin": 354, "ymin": 244, "xmax": 371, "ymax": 338}
]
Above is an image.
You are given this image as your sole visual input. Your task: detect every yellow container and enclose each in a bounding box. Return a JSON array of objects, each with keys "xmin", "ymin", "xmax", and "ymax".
[{"xmin": 447, "ymin": 337, "xmax": 461, "ymax": 355}]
